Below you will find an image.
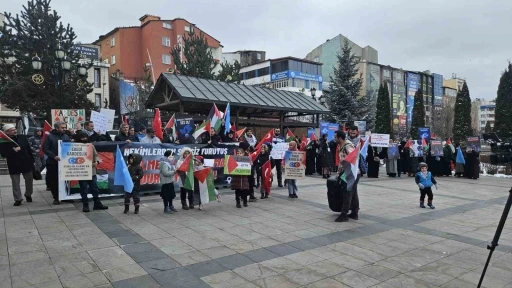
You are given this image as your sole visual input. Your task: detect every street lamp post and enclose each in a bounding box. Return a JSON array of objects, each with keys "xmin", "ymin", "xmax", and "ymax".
[
  {"xmin": 31, "ymin": 41, "xmax": 89, "ymax": 109},
  {"xmin": 310, "ymin": 87, "xmax": 317, "ymax": 100}
]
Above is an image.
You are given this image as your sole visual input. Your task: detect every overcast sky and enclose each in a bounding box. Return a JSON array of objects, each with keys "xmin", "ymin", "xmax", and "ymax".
[{"xmin": 4, "ymin": 0, "xmax": 511, "ymax": 100}]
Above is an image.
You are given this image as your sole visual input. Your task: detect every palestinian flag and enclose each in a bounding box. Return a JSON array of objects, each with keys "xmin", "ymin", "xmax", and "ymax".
[
  {"xmin": 340, "ymin": 145, "xmax": 360, "ymax": 191},
  {"xmin": 421, "ymin": 137, "xmax": 429, "ymax": 153},
  {"xmin": 310, "ymin": 133, "xmax": 317, "ymax": 142},
  {"xmin": 255, "ymin": 129, "xmax": 274, "ymax": 150},
  {"xmin": 261, "ymin": 160, "xmax": 272, "ymax": 195},
  {"xmin": 300, "ymin": 135, "xmax": 307, "ymax": 151},
  {"xmin": 404, "ymin": 139, "xmax": 412, "ymax": 148},
  {"xmin": 194, "ymin": 167, "xmax": 217, "ymax": 204},
  {"xmin": 178, "ymin": 154, "xmax": 194, "ymax": 190},
  {"xmin": 208, "ymin": 104, "xmax": 222, "ymax": 132},
  {"xmin": 285, "ymin": 129, "xmax": 295, "ymax": 142},
  {"xmin": 164, "ymin": 113, "xmax": 178, "ymax": 139},
  {"xmin": 0, "ymin": 131, "xmax": 18, "ymax": 146},
  {"xmin": 193, "ymin": 120, "xmax": 210, "ymax": 140}
]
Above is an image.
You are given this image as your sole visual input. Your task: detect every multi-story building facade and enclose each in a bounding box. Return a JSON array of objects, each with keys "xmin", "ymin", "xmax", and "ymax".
[
  {"xmin": 443, "ymin": 74, "xmax": 465, "ymax": 92},
  {"xmin": 479, "ymin": 103, "xmax": 495, "ymax": 133},
  {"xmin": 93, "ymin": 14, "xmax": 222, "ymax": 81},
  {"xmin": 221, "ymin": 50, "xmax": 266, "ymax": 67},
  {"xmin": 305, "ymin": 34, "xmax": 378, "ymax": 86}
]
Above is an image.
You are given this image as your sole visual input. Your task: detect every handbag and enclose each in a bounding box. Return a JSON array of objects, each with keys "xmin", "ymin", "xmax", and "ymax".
[{"xmin": 33, "ymin": 169, "xmax": 42, "ymax": 181}]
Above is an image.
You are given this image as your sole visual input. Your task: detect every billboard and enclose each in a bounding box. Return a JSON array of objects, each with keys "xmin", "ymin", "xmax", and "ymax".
[
  {"xmin": 119, "ymin": 80, "xmax": 139, "ymax": 115},
  {"xmin": 271, "ymin": 70, "xmax": 323, "ymax": 82},
  {"xmin": 366, "ymin": 64, "xmax": 380, "ymax": 105},
  {"xmin": 72, "ymin": 45, "xmax": 99, "ymax": 60},
  {"xmin": 432, "ymin": 73, "xmax": 443, "ymax": 107},
  {"xmin": 407, "ymin": 72, "xmax": 419, "ymax": 130},
  {"xmin": 392, "ymin": 70, "xmax": 406, "ymax": 137}
]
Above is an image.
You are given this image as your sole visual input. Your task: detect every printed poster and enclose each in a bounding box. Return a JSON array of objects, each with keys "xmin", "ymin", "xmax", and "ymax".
[
  {"xmin": 51, "ymin": 109, "xmax": 86, "ymax": 131},
  {"xmin": 418, "ymin": 127, "xmax": 431, "ymax": 142},
  {"xmin": 90, "ymin": 111, "xmax": 109, "ymax": 134},
  {"xmin": 284, "ymin": 151, "xmax": 306, "ymax": 179},
  {"xmin": 58, "ymin": 141, "xmax": 93, "ymax": 181},
  {"xmin": 411, "ymin": 140, "xmax": 424, "ymax": 157},
  {"xmin": 387, "ymin": 144, "xmax": 400, "ymax": 159},
  {"xmin": 354, "ymin": 121, "xmax": 367, "ymax": 139},
  {"xmin": 319, "ymin": 122, "xmax": 339, "ymax": 141},
  {"xmin": 370, "ymin": 134, "xmax": 390, "ymax": 147},
  {"xmin": 466, "ymin": 136, "xmax": 481, "ymax": 152},
  {"xmin": 271, "ymin": 142, "xmax": 288, "ymax": 159},
  {"xmin": 430, "ymin": 140, "xmax": 443, "ymax": 156},
  {"xmin": 176, "ymin": 118, "xmax": 195, "ymax": 143},
  {"xmin": 100, "ymin": 108, "xmax": 116, "ymax": 131},
  {"xmin": 223, "ymin": 155, "xmax": 251, "ymax": 175}
]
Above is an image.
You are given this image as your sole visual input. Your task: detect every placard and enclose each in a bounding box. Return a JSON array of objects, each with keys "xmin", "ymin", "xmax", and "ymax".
[
  {"xmin": 284, "ymin": 151, "xmax": 306, "ymax": 179},
  {"xmin": 418, "ymin": 127, "xmax": 431, "ymax": 142},
  {"xmin": 411, "ymin": 140, "xmax": 424, "ymax": 157},
  {"xmin": 430, "ymin": 140, "xmax": 443, "ymax": 156},
  {"xmin": 100, "ymin": 108, "xmax": 116, "ymax": 131},
  {"xmin": 270, "ymin": 142, "xmax": 288, "ymax": 159},
  {"xmin": 466, "ymin": 136, "xmax": 481, "ymax": 152},
  {"xmin": 354, "ymin": 121, "xmax": 367, "ymax": 138},
  {"xmin": 51, "ymin": 109, "xmax": 86, "ymax": 130},
  {"xmin": 223, "ymin": 155, "xmax": 251, "ymax": 175},
  {"xmin": 90, "ymin": 111, "xmax": 109, "ymax": 134},
  {"xmin": 370, "ymin": 133, "xmax": 390, "ymax": 147},
  {"xmin": 387, "ymin": 144, "xmax": 400, "ymax": 159},
  {"xmin": 176, "ymin": 118, "xmax": 195, "ymax": 143},
  {"xmin": 319, "ymin": 122, "xmax": 339, "ymax": 141},
  {"xmin": 58, "ymin": 141, "xmax": 93, "ymax": 181}
]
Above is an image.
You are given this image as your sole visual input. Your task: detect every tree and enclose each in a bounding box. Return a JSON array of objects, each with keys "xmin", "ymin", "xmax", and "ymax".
[
  {"xmin": 494, "ymin": 62, "xmax": 512, "ymax": 138},
  {"xmin": 170, "ymin": 31, "xmax": 216, "ymax": 79},
  {"xmin": 0, "ymin": 0, "xmax": 94, "ymax": 118},
  {"xmin": 452, "ymin": 82, "xmax": 473, "ymax": 143},
  {"xmin": 123, "ymin": 66, "xmax": 153, "ymax": 120},
  {"xmin": 409, "ymin": 89, "xmax": 426, "ymax": 137},
  {"xmin": 374, "ymin": 82, "xmax": 392, "ymax": 134},
  {"xmin": 484, "ymin": 121, "xmax": 493, "ymax": 133},
  {"xmin": 215, "ymin": 61, "xmax": 241, "ymax": 83},
  {"xmin": 431, "ymin": 97, "xmax": 455, "ymax": 140},
  {"xmin": 326, "ymin": 39, "xmax": 363, "ymax": 124}
]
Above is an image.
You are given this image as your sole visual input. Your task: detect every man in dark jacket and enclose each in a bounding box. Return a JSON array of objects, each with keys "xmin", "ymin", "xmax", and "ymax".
[
  {"xmin": 115, "ymin": 123, "xmax": 138, "ymax": 142},
  {"xmin": 83, "ymin": 121, "xmax": 112, "ymax": 142},
  {"xmin": 43, "ymin": 121, "xmax": 71, "ymax": 204},
  {"xmin": 0, "ymin": 124, "xmax": 35, "ymax": 206}
]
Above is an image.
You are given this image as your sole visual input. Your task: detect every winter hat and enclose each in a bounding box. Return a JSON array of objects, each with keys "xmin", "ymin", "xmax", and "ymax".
[
  {"xmin": 419, "ymin": 162, "xmax": 428, "ymax": 169},
  {"xmin": 239, "ymin": 141, "xmax": 250, "ymax": 150},
  {"xmin": 2, "ymin": 124, "xmax": 15, "ymax": 132}
]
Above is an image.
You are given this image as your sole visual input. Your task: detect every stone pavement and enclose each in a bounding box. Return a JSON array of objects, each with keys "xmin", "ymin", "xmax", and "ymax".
[{"xmin": 0, "ymin": 171, "xmax": 511, "ymax": 288}]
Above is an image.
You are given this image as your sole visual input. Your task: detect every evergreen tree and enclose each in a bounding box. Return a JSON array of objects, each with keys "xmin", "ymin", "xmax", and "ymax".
[
  {"xmin": 452, "ymin": 82, "xmax": 473, "ymax": 143},
  {"xmin": 326, "ymin": 39, "xmax": 363, "ymax": 124},
  {"xmin": 374, "ymin": 83, "xmax": 392, "ymax": 134},
  {"xmin": 409, "ymin": 89, "xmax": 426, "ymax": 137},
  {"xmin": 215, "ymin": 61, "xmax": 242, "ymax": 83},
  {"xmin": 0, "ymin": 0, "xmax": 94, "ymax": 118},
  {"xmin": 170, "ymin": 31, "xmax": 216, "ymax": 79},
  {"xmin": 484, "ymin": 121, "xmax": 493, "ymax": 133},
  {"xmin": 494, "ymin": 62, "xmax": 512, "ymax": 138}
]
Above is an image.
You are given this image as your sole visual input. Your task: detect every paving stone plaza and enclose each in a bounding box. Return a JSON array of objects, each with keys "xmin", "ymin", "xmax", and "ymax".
[{"xmin": 0, "ymin": 171, "xmax": 511, "ymax": 288}]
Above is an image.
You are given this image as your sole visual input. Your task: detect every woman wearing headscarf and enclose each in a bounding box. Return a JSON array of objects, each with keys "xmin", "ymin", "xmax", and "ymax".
[{"xmin": 318, "ymin": 134, "xmax": 334, "ymax": 178}]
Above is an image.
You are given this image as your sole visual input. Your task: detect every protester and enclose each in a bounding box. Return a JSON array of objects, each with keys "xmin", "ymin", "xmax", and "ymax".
[
  {"xmin": 441, "ymin": 141, "xmax": 453, "ymax": 176},
  {"xmin": 160, "ymin": 150, "xmax": 177, "ymax": 214},
  {"xmin": 115, "ymin": 124, "xmax": 139, "ymax": 142},
  {"xmin": 348, "ymin": 126, "xmax": 365, "ymax": 148},
  {"xmin": 255, "ymin": 143, "xmax": 271, "ymax": 188},
  {"xmin": 43, "ymin": 121, "xmax": 70, "ymax": 204},
  {"xmin": 454, "ymin": 143, "xmax": 465, "ymax": 177},
  {"xmin": 223, "ymin": 130, "xmax": 236, "ymax": 143},
  {"xmin": 415, "ymin": 162, "xmax": 438, "ymax": 209},
  {"xmin": 231, "ymin": 147, "xmax": 250, "ymax": 208},
  {"xmin": 83, "ymin": 121, "xmax": 111, "ymax": 142},
  {"xmin": 465, "ymin": 147, "xmax": 480, "ymax": 179},
  {"xmin": 384, "ymin": 139, "xmax": 398, "ymax": 177},
  {"xmin": 272, "ymin": 128, "xmax": 285, "ymax": 187},
  {"xmin": 366, "ymin": 145, "xmax": 380, "ymax": 178},
  {"xmin": 73, "ymin": 131, "xmax": 108, "ymax": 212},
  {"xmin": 193, "ymin": 156, "xmax": 205, "ymax": 210},
  {"xmin": 28, "ymin": 128, "xmax": 44, "ymax": 172},
  {"xmin": 0, "ymin": 124, "xmax": 35, "ymax": 206},
  {"xmin": 124, "ymin": 153, "xmax": 142, "ymax": 214},
  {"xmin": 335, "ymin": 130, "xmax": 360, "ymax": 222},
  {"xmin": 399, "ymin": 139, "xmax": 409, "ymax": 176},
  {"xmin": 305, "ymin": 139, "xmax": 318, "ymax": 175},
  {"xmin": 318, "ymin": 135, "xmax": 333, "ymax": 178},
  {"xmin": 163, "ymin": 128, "xmax": 178, "ymax": 143},
  {"xmin": 283, "ymin": 141, "xmax": 299, "ymax": 198},
  {"xmin": 140, "ymin": 128, "xmax": 162, "ymax": 143},
  {"xmin": 241, "ymin": 142, "xmax": 258, "ymax": 202},
  {"xmin": 245, "ymin": 128, "xmax": 257, "ymax": 147},
  {"xmin": 328, "ymin": 138, "xmax": 338, "ymax": 173},
  {"xmin": 128, "ymin": 127, "xmax": 136, "ymax": 137},
  {"xmin": 137, "ymin": 127, "xmax": 147, "ymax": 141},
  {"xmin": 177, "ymin": 147, "xmax": 195, "ymax": 210}
]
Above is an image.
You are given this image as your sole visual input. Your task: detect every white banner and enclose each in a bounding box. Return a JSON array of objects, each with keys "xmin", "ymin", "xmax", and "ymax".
[
  {"xmin": 271, "ymin": 142, "xmax": 288, "ymax": 160},
  {"xmin": 100, "ymin": 108, "xmax": 116, "ymax": 131},
  {"xmin": 90, "ymin": 111, "xmax": 110, "ymax": 134},
  {"xmin": 370, "ymin": 133, "xmax": 390, "ymax": 147}
]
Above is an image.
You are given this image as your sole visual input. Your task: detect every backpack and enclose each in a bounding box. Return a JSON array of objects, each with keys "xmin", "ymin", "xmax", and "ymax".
[{"xmin": 358, "ymin": 154, "xmax": 368, "ymax": 175}]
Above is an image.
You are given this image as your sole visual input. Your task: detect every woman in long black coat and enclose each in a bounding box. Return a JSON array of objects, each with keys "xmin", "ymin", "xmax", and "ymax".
[
  {"xmin": 399, "ymin": 140, "xmax": 408, "ymax": 175},
  {"xmin": 366, "ymin": 145, "xmax": 380, "ymax": 178},
  {"xmin": 440, "ymin": 143, "xmax": 453, "ymax": 176},
  {"xmin": 465, "ymin": 149, "xmax": 480, "ymax": 179},
  {"xmin": 318, "ymin": 136, "xmax": 334, "ymax": 178},
  {"xmin": 305, "ymin": 140, "xmax": 318, "ymax": 175}
]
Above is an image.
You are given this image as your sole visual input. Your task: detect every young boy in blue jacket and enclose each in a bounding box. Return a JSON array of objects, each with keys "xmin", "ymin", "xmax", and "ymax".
[{"xmin": 415, "ymin": 162, "xmax": 438, "ymax": 209}]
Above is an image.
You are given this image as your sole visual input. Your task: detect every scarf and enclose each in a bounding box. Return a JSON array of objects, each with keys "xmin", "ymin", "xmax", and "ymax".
[{"xmin": 83, "ymin": 129, "xmax": 94, "ymax": 137}]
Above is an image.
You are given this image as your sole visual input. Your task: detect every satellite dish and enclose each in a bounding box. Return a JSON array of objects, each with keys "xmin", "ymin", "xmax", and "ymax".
[{"xmin": 168, "ymin": 68, "xmax": 174, "ymax": 73}]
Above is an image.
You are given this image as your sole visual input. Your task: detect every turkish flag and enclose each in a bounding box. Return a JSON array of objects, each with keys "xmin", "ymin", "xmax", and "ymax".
[
  {"xmin": 40, "ymin": 120, "xmax": 52, "ymax": 157},
  {"xmin": 261, "ymin": 160, "xmax": 272, "ymax": 195},
  {"xmin": 310, "ymin": 133, "xmax": 317, "ymax": 141},
  {"xmin": 255, "ymin": 129, "xmax": 274, "ymax": 150},
  {"xmin": 446, "ymin": 138, "xmax": 452, "ymax": 145},
  {"xmin": 300, "ymin": 135, "xmax": 307, "ymax": 151},
  {"xmin": 152, "ymin": 108, "xmax": 163, "ymax": 140},
  {"xmin": 250, "ymin": 148, "xmax": 261, "ymax": 163}
]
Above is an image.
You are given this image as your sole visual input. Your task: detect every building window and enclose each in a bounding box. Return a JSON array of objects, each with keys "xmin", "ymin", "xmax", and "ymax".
[
  {"xmin": 257, "ymin": 67, "xmax": 269, "ymax": 77},
  {"xmin": 184, "ymin": 25, "xmax": 194, "ymax": 33},
  {"xmin": 163, "ymin": 22, "xmax": 172, "ymax": 29},
  {"xmin": 95, "ymin": 94, "xmax": 101, "ymax": 107},
  {"xmin": 94, "ymin": 68, "xmax": 101, "ymax": 88},
  {"xmin": 310, "ymin": 81, "xmax": 320, "ymax": 90},
  {"xmin": 294, "ymin": 79, "xmax": 306, "ymax": 89},
  {"xmin": 313, "ymin": 57, "xmax": 320, "ymax": 63},
  {"xmin": 162, "ymin": 54, "xmax": 171, "ymax": 64},
  {"xmin": 271, "ymin": 60, "xmax": 289, "ymax": 74},
  {"xmin": 247, "ymin": 70, "xmax": 256, "ymax": 79},
  {"xmin": 272, "ymin": 79, "xmax": 291, "ymax": 89},
  {"xmin": 111, "ymin": 55, "xmax": 116, "ymax": 65},
  {"xmin": 110, "ymin": 37, "xmax": 115, "ymax": 47},
  {"xmin": 257, "ymin": 53, "xmax": 261, "ymax": 60},
  {"xmin": 162, "ymin": 36, "xmax": 171, "ymax": 47}
]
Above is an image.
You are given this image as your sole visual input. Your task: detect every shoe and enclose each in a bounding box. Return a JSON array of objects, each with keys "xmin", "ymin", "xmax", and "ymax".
[
  {"xmin": 83, "ymin": 203, "xmax": 90, "ymax": 213},
  {"xmin": 25, "ymin": 196, "xmax": 32, "ymax": 202},
  {"xmin": 289, "ymin": 194, "xmax": 294, "ymax": 198},
  {"xmin": 189, "ymin": 205, "xmax": 195, "ymax": 209},
  {"xmin": 182, "ymin": 202, "xmax": 189, "ymax": 210},
  {"xmin": 264, "ymin": 194, "xmax": 269, "ymax": 199},
  {"xmin": 293, "ymin": 194, "xmax": 298, "ymax": 198},
  {"xmin": 256, "ymin": 183, "xmax": 260, "ymax": 189},
  {"xmin": 134, "ymin": 205, "xmax": 139, "ymax": 214},
  {"xmin": 93, "ymin": 203, "xmax": 108, "ymax": 210},
  {"xmin": 243, "ymin": 199, "xmax": 248, "ymax": 207},
  {"xmin": 170, "ymin": 205, "xmax": 178, "ymax": 212},
  {"xmin": 428, "ymin": 203, "xmax": 435, "ymax": 209},
  {"xmin": 123, "ymin": 204, "xmax": 129, "ymax": 214},
  {"xmin": 13, "ymin": 201, "xmax": 22, "ymax": 206},
  {"xmin": 164, "ymin": 207, "xmax": 173, "ymax": 214},
  {"xmin": 260, "ymin": 193, "xmax": 265, "ymax": 199},
  {"xmin": 199, "ymin": 204, "xmax": 203, "ymax": 211},
  {"xmin": 249, "ymin": 198, "xmax": 257, "ymax": 202},
  {"xmin": 278, "ymin": 183, "xmax": 283, "ymax": 188},
  {"xmin": 347, "ymin": 212, "xmax": 359, "ymax": 220},
  {"xmin": 420, "ymin": 203, "xmax": 426, "ymax": 208},
  {"xmin": 335, "ymin": 214, "xmax": 349, "ymax": 222},
  {"xmin": 53, "ymin": 200, "xmax": 60, "ymax": 205},
  {"xmin": 236, "ymin": 200, "xmax": 242, "ymax": 208}
]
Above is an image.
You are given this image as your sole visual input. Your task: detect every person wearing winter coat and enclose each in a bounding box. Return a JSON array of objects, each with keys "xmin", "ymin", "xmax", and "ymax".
[
  {"xmin": 28, "ymin": 128, "xmax": 44, "ymax": 171},
  {"xmin": 255, "ymin": 143, "xmax": 271, "ymax": 188},
  {"xmin": 160, "ymin": 150, "xmax": 177, "ymax": 213},
  {"xmin": 305, "ymin": 140, "xmax": 318, "ymax": 175},
  {"xmin": 177, "ymin": 147, "xmax": 195, "ymax": 210},
  {"xmin": 231, "ymin": 147, "xmax": 250, "ymax": 208},
  {"xmin": 124, "ymin": 153, "xmax": 143, "ymax": 214},
  {"xmin": 415, "ymin": 162, "xmax": 438, "ymax": 209},
  {"xmin": 245, "ymin": 129, "xmax": 257, "ymax": 147},
  {"xmin": 440, "ymin": 141, "xmax": 453, "ymax": 176},
  {"xmin": 318, "ymin": 135, "xmax": 334, "ymax": 178},
  {"xmin": 43, "ymin": 121, "xmax": 71, "ymax": 204},
  {"xmin": 283, "ymin": 141, "xmax": 299, "ymax": 198}
]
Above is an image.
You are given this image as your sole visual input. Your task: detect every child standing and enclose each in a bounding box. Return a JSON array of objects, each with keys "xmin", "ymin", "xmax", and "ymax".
[
  {"xmin": 231, "ymin": 148, "xmax": 250, "ymax": 208},
  {"xmin": 415, "ymin": 162, "xmax": 438, "ymax": 209},
  {"xmin": 160, "ymin": 150, "xmax": 177, "ymax": 214},
  {"xmin": 177, "ymin": 147, "xmax": 194, "ymax": 210},
  {"xmin": 283, "ymin": 141, "xmax": 299, "ymax": 198},
  {"xmin": 193, "ymin": 156, "xmax": 204, "ymax": 210},
  {"xmin": 125, "ymin": 153, "xmax": 143, "ymax": 214},
  {"xmin": 257, "ymin": 143, "xmax": 272, "ymax": 199}
]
